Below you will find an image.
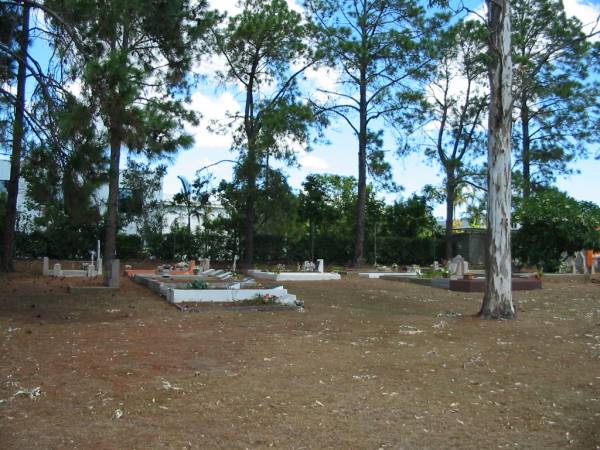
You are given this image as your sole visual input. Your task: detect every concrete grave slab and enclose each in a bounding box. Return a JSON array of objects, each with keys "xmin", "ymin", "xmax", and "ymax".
[
  {"xmin": 359, "ymin": 272, "xmax": 418, "ymax": 279},
  {"xmin": 248, "ymin": 270, "xmax": 341, "ymax": 281}
]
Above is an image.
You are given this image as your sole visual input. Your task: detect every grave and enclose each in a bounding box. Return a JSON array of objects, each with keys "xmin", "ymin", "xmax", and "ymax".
[
  {"xmin": 124, "ymin": 260, "xmax": 211, "ymax": 278},
  {"xmin": 131, "ymin": 272, "xmax": 302, "ymax": 309},
  {"xmin": 447, "ymin": 255, "xmax": 469, "ymax": 279},
  {"xmin": 43, "ymin": 241, "xmax": 103, "ymax": 278},
  {"xmin": 248, "ymin": 259, "xmax": 341, "ymax": 281},
  {"xmin": 448, "ymin": 276, "xmax": 542, "ymax": 292},
  {"xmin": 359, "ymin": 264, "xmax": 420, "ymax": 279},
  {"xmin": 68, "ymin": 259, "xmax": 121, "ymax": 294},
  {"xmin": 359, "ymin": 271, "xmax": 419, "ymax": 279},
  {"xmin": 380, "ymin": 273, "xmax": 542, "ymax": 291}
]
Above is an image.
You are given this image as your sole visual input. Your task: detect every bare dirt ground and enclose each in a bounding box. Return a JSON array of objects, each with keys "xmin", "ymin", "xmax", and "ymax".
[{"xmin": 1, "ymin": 262, "xmax": 599, "ymax": 449}]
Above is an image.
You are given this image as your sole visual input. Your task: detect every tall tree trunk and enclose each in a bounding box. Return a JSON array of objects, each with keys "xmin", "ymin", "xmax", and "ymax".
[
  {"xmin": 520, "ymin": 91, "xmax": 531, "ymax": 198},
  {"xmin": 1, "ymin": 4, "xmax": 29, "ymax": 272},
  {"xmin": 103, "ymin": 129, "xmax": 121, "ymax": 283},
  {"xmin": 187, "ymin": 206, "xmax": 191, "ymax": 235},
  {"xmin": 354, "ymin": 71, "xmax": 368, "ymax": 267},
  {"xmin": 445, "ymin": 174, "xmax": 455, "ymax": 261},
  {"xmin": 310, "ymin": 220, "xmax": 315, "ymax": 261},
  {"xmin": 480, "ymin": 0, "xmax": 516, "ymax": 319},
  {"xmin": 242, "ymin": 149, "xmax": 258, "ymax": 269}
]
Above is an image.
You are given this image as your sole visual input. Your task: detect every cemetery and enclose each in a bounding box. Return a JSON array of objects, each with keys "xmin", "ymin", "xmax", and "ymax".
[
  {"xmin": 1, "ymin": 0, "xmax": 600, "ymax": 448},
  {"xmin": 1, "ymin": 262, "xmax": 599, "ymax": 448}
]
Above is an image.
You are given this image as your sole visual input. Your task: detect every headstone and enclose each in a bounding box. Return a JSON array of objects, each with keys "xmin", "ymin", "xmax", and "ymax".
[
  {"xmin": 53, "ymin": 263, "xmax": 62, "ymax": 277},
  {"xmin": 200, "ymin": 258, "xmax": 210, "ymax": 272},
  {"xmin": 96, "ymin": 240, "xmax": 103, "ymax": 275},
  {"xmin": 574, "ymin": 251, "xmax": 584, "ymax": 274},
  {"xmin": 86, "ymin": 264, "xmax": 95, "ymax": 278},
  {"xmin": 448, "ymin": 262, "xmax": 458, "ymax": 275},
  {"xmin": 449, "ymin": 255, "xmax": 468, "ymax": 277},
  {"xmin": 232, "ymin": 255, "xmax": 238, "ymax": 273},
  {"xmin": 108, "ymin": 259, "xmax": 120, "ymax": 288},
  {"xmin": 433, "ymin": 261, "xmax": 439, "ymax": 271},
  {"xmin": 303, "ymin": 261, "xmax": 316, "ymax": 272},
  {"xmin": 317, "ymin": 259, "xmax": 324, "ymax": 273},
  {"xmin": 43, "ymin": 257, "xmax": 49, "ymax": 276}
]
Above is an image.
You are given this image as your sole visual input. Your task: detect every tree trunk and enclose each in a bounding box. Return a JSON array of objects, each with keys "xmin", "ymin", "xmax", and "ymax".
[
  {"xmin": 520, "ymin": 91, "xmax": 531, "ymax": 198},
  {"xmin": 1, "ymin": 4, "xmax": 29, "ymax": 272},
  {"xmin": 242, "ymin": 149, "xmax": 258, "ymax": 270},
  {"xmin": 480, "ymin": 0, "xmax": 516, "ymax": 319},
  {"xmin": 353, "ymin": 70, "xmax": 368, "ymax": 267},
  {"xmin": 310, "ymin": 220, "xmax": 315, "ymax": 261},
  {"xmin": 445, "ymin": 174, "xmax": 455, "ymax": 261},
  {"xmin": 103, "ymin": 129, "xmax": 121, "ymax": 283}
]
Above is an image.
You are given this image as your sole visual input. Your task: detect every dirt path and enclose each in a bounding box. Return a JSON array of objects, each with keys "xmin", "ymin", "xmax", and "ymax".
[{"xmin": 1, "ymin": 270, "xmax": 599, "ymax": 449}]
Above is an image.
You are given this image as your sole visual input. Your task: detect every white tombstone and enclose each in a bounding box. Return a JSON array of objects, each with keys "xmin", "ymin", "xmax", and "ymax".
[
  {"xmin": 53, "ymin": 263, "xmax": 62, "ymax": 277},
  {"xmin": 432, "ymin": 260, "xmax": 439, "ymax": 271},
  {"xmin": 200, "ymin": 258, "xmax": 210, "ymax": 272},
  {"xmin": 317, "ymin": 259, "xmax": 324, "ymax": 273},
  {"xmin": 232, "ymin": 255, "xmax": 238, "ymax": 273},
  {"xmin": 43, "ymin": 257, "xmax": 49, "ymax": 276},
  {"xmin": 450, "ymin": 255, "xmax": 468, "ymax": 276}
]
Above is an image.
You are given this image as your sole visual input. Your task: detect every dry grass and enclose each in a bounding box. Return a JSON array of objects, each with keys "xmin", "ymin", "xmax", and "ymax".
[{"xmin": 1, "ymin": 265, "xmax": 599, "ymax": 449}]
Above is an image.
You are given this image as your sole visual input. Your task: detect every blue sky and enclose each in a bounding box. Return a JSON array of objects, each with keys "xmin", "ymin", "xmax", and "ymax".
[
  {"xmin": 7, "ymin": 0, "xmax": 600, "ymax": 219},
  {"xmin": 159, "ymin": 0, "xmax": 600, "ymax": 219}
]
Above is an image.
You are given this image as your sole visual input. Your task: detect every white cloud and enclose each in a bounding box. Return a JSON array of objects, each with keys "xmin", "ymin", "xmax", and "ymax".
[
  {"xmin": 65, "ymin": 79, "xmax": 82, "ymax": 98},
  {"xmin": 208, "ymin": 0, "xmax": 303, "ymax": 16},
  {"xmin": 563, "ymin": 0, "xmax": 600, "ymax": 39},
  {"xmin": 208, "ymin": 0, "xmax": 241, "ymax": 15},
  {"xmin": 187, "ymin": 90, "xmax": 241, "ymax": 149},
  {"xmin": 298, "ymin": 149, "xmax": 330, "ymax": 171}
]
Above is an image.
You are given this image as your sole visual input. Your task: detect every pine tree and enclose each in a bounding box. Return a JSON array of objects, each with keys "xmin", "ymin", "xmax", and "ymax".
[
  {"xmin": 45, "ymin": 0, "xmax": 217, "ymax": 279},
  {"xmin": 305, "ymin": 0, "xmax": 443, "ymax": 266},
  {"xmin": 212, "ymin": 0, "xmax": 320, "ymax": 268},
  {"xmin": 512, "ymin": 0, "xmax": 600, "ymax": 198}
]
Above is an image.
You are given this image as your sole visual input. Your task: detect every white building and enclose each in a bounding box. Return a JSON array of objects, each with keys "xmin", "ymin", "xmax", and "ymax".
[{"xmin": 1, "ymin": 159, "xmax": 227, "ymax": 235}]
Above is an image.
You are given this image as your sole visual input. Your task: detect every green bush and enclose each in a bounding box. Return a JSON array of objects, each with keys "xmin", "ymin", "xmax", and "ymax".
[
  {"xmin": 116, "ymin": 234, "xmax": 144, "ymax": 260},
  {"xmin": 513, "ymin": 189, "xmax": 600, "ymax": 272}
]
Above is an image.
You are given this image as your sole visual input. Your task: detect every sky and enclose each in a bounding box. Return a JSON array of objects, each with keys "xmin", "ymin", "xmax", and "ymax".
[
  {"xmin": 5, "ymin": 0, "xmax": 599, "ymax": 219},
  {"xmin": 157, "ymin": 0, "xmax": 600, "ymax": 219}
]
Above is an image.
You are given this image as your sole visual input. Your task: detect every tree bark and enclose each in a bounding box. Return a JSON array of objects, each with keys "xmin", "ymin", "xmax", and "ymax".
[
  {"xmin": 310, "ymin": 220, "xmax": 315, "ymax": 261},
  {"xmin": 445, "ymin": 174, "xmax": 455, "ymax": 261},
  {"xmin": 480, "ymin": 0, "xmax": 516, "ymax": 319},
  {"xmin": 1, "ymin": 4, "xmax": 29, "ymax": 272},
  {"xmin": 353, "ymin": 67, "xmax": 368, "ymax": 267},
  {"xmin": 520, "ymin": 91, "xmax": 531, "ymax": 198},
  {"xmin": 103, "ymin": 129, "xmax": 121, "ymax": 283},
  {"xmin": 242, "ymin": 163, "xmax": 256, "ymax": 269}
]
